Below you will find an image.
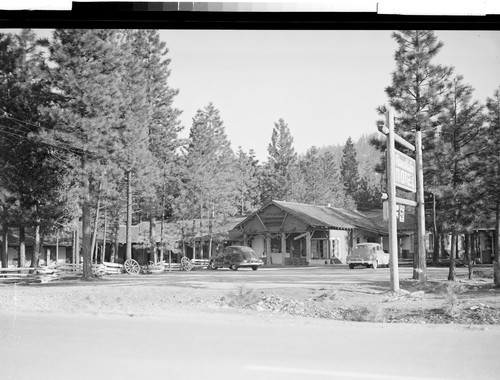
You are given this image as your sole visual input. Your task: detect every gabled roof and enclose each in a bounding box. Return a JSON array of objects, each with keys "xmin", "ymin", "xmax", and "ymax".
[
  {"xmin": 233, "ymin": 200, "xmax": 389, "ymax": 234},
  {"xmin": 272, "ymin": 201, "xmax": 354, "ymax": 230}
]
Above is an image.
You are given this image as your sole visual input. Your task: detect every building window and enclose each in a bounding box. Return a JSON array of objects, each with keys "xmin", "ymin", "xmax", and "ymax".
[{"xmin": 331, "ymin": 239, "xmax": 339, "ymax": 258}]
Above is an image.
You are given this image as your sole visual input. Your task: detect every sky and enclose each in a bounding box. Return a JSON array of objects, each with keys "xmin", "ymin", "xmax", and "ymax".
[
  {"xmin": 7, "ymin": 27, "xmax": 500, "ymax": 161},
  {"xmin": 160, "ymin": 29, "xmax": 500, "ymax": 161}
]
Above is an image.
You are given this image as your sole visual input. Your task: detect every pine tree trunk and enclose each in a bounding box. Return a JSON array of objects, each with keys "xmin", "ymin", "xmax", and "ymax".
[
  {"xmin": 31, "ymin": 219, "xmax": 41, "ymax": 269},
  {"xmin": 41, "ymin": 235, "xmax": 47, "ymax": 266},
  {"xmin": 90, "ymin": 188, "xmax": 101, "ymax": 263},
  {"xmin": 199, "ymin": 203, "xmax": 203, "ymax": 260},
  {"xmin": 149, "ymin": 216, "xmax": 156, "ymax": 264},
  {"xmin": 102, "ymin": 208, "xmax": 107, "ymax": 263},
  {"xmin": 1, "ymin": 225, "xmax": 8, "ymax": 268},
  {"xmin": 159, "ymin": 209, "xmax": 164, "ymax": 264},
  {"xmin": 111, "ymin": 218, "xmax": 120, "ymax": 263},
  {"xmin": 448, "ymin": 232, "xmax": 457, "ymax": 281},
  {"xmin": 465, "ymin": 233, "xmax": 473, "ymax": 280},
  {"xmin": 82, "ymin": 194, "xmax": 94, "ymax": 280},
  {"xmin": 494, "ymin": 198, "xmax": 500, "ymax": 287},
  {"xmin": 19, "ymin": 225, "xmax": 26, "ymax": 268},
  {"xmin": 440, "ymin": 232, "xmax": 446, "ymax": 261},
  {"xmin": 126, "ymin": 170, "xmax": 132, "ymax": 261},
  {"xmin": 74, "ymin": 223, "xmax": 80, "ymax": 264},
  {"xmin": 432, "ymin": 194, "xmax": 439, "ymax": 264},
  {"xmin": 471, "ymin": 232, "xmax": 477, "ymax": 266}
]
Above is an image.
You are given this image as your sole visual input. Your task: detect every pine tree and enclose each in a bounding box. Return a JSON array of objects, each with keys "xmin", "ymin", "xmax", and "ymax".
[
  {"xmin": 175, "ymin": 103, "xmax": 237, "ymax": 258},
  {"xmin": 382, "ymin": 30, "xmax": 454, "ymax": 282},
  {"xmin": 429, "ymin": 75, "xmax": 484, "ymax": 281},
  {"xmin": 297, "ymin": 146, "xmax": 323, "ymax": 204},
  {"xmin": 40, "ymin": 29, "xmax": 137, "ymax": 279},
  {"xmin": 235, "ymin": 147, "xmax": 260, "ymax": 214},
  {"xmin": 128, "ymin": 29, "xmax": 182, "ymax": 228},
  {"xmin": 322, "ymin": 151, "xmax": 356, "ymax": 209},
  {"xmin": 356, "ymin": 176, "xmax": 382, "ymax": 211},
  {"xmin": 483, "ymin": 86, "xmax": 500, "ymax": 286},
  {"xmin": 0, "ymin": 29, "xmax": 72, "ymax": 268},
  {"xmin": 384, "ymin": 30, "xmax": 453, "ymax": 139},
  {"xmin": 262, "ymin": 118, "xmax": 297, "ymax": 203},
  {"xmin": 340, "ymin": 137, "xmax": 360, "ymax": 200}
]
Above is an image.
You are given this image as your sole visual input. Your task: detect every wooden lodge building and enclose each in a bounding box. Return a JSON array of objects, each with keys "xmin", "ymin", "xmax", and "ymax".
[{"xmin": 229, "ymin": 200, "xmax": 416, "ymax": 265}]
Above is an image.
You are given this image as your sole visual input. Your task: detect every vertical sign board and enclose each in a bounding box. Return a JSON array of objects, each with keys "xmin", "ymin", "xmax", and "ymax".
[
  {"xmin": 395, "ymin": 150, "xmax": 416, "ymax": 193},
  {"xmin": 383, "ymin": 202, "xmax": 406, "ymax": 222}
]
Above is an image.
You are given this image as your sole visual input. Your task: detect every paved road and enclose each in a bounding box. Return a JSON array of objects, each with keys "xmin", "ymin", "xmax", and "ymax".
[
  {"xmin": 1, "ymin": 309, "xmax": 499, "ymax": 380},
  {"xmin": 2, "ymin": 266, "xmax": 498, "ymax": 380}
]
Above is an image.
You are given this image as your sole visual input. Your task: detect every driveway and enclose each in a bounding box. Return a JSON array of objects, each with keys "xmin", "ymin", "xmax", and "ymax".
[{"xmin": 98, "ymin": 265, "xmax": 470, "ymax": 290}]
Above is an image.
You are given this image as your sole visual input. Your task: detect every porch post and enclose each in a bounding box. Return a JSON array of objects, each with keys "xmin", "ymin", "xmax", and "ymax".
[
  {"xmin": 265, "ymin": 233, "xmax": 271, "ymax": 262},
  {"xmin": 305, "ymin": 232, "xmax": 312, "ymax": 263},
  {"xmin": 281, "ymin": 233, "xmax": 286, "ymax": 254},
  {"xmin": 348, "ymin": 230, "xmax": 353, "ymax": 256}
]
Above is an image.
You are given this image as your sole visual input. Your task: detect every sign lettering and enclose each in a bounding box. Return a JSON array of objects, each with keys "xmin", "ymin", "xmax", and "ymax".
[{"xmin": 395, "ymin": 150, "xmax": 416, "ymax": 192}]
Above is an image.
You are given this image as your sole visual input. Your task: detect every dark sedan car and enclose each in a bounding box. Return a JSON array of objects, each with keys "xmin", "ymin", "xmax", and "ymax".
[{"xmin": 209, "ymin": 245, "xmax": 263, "ymax": 271}]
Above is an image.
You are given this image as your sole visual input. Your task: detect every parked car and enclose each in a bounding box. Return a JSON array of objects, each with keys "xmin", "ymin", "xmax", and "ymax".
[
  {"xmin": 209, "ymin": 246, "xmax": 263, "ymax": 271},
  {"xmin": 346, "ymin": 243, "xmax": 389, "ymax": 269}
]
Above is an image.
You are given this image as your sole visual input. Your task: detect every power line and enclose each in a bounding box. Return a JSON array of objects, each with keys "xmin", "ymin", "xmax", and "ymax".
[
  {"xmin": 0, "ymin": 107, "xmax": 41, "ymax": 130},
  {"xmin": 0, "ymin": 124, "xmax": 83, "ymax": 156}
]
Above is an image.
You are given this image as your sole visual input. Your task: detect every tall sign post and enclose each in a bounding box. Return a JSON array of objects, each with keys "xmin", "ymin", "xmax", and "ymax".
[
  {"xmin": 378, "ymin": 108, "xmax": 417, "ymax": 292},
  {"xmin": 415, "ymin": 130, "xmax": 427, "ymax": 283},
  {"xmin": 385, "ymin": 109, "xmax": 400, "ymax": 291}
]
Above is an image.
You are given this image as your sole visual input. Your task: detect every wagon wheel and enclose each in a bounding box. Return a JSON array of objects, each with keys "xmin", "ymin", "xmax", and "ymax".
[
  {"xmin": 181, "ymin": 256, "xmax": 194, "ymax": 271},
  {"xmin": 124, "ymin": 259, "xmax": 140, "ymax": 275}
]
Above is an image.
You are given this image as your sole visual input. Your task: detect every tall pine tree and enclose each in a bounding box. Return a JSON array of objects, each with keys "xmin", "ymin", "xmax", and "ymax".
[
  {"xmin": 235, "ymin": 147, "xmax": 260, "ymax": 214},
  {"xmin": 382, "ymin": 30, "xmax": 453, "ymax": 282},
  {"xmin": 340, "ymin": 137, "xmax": 360, "ymax": 200},
  {"xmin": 0, "ymin": 29, "xmax": 72, "ymax": 268},
  {"xmin": 128, "ymin": 30, "xmax": 183, "ymax": 262},
  {"xmin": 483, "ymin": 86, "xmax": 500, "ymax": 286},
  {"xmin": 430, "ymin": 75, "xmax": 484, "ymax": 281},
  {"xmin": 40, "ymin": 29, "xmax": 134, "ymax": 279},
  {"xmin": 175, "ymin": 103, "xmax": 237, "ymax": 258},
  {"xmin": 261, "ymin": 118, "xmax": 297, "ymax": 203}
]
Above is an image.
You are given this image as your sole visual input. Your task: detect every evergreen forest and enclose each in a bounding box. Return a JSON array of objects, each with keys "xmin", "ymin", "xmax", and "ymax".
[{"xmin": 0, "ymin": 29, "xmax": 498, "ymax": 285}]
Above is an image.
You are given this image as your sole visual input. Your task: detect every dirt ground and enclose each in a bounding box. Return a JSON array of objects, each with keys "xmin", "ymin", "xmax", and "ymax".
[{"xmin": 1, "ymin": 267, "xmax": 499, "ymax": 325}]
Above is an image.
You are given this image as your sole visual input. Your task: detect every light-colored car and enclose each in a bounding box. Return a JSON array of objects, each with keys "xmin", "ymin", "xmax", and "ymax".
[
  {"xmin": 209, "ymin": 245, "xmax": 264, "ymax": 271},
  {"xmin": 346, "ymin": 243, "xmax": 389, "ymax": 269}
]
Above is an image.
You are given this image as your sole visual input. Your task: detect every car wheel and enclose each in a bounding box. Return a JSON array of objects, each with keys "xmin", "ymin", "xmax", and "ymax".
[
  {"xmin": 252, "ymin": 266, "xmax": 258, "ymax": 271},
  {"xmin": 372, "ymin": 260, "xmax": 378, "ymax": 269},
  {"xmin": 230, "ymin": 264, "xmax": 238, "ymax": 271},
  {"xmin": 349, "ymin": 264, "xmax": 355, "ymax": 269},
  {"xmin": 210, "ymin": 262, "xmax": 218, "ymax": 270}
]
